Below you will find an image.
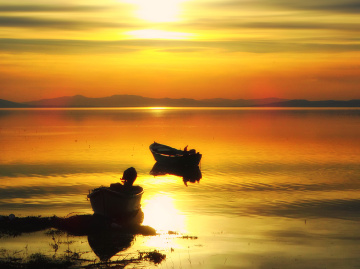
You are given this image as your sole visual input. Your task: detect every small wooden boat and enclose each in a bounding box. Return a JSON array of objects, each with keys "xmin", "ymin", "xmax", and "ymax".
[
  {"xmin": 88, "ymin": 185, "xmax": 143, "ymax": 218},
  {"xmin": 149, "ymin": 142, "xmax": 202, "ymax": 166},
  {"xmin": 88, "ymin": 167, "xmax": 143, "ymax": 218}
]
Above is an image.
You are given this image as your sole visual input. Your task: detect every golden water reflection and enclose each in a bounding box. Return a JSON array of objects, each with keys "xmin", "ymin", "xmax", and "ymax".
[
  {"xmin": 142, "ymin": 194, "xmax": 185, "ymax": 233},
  {"xmin": 1, "ymin": 108, "xmax": 360, "ymax": 268}
]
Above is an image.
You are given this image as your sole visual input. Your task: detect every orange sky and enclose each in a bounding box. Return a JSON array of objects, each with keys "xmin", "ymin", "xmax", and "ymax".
[{"xmin": 0, "ymin": 0, "xmax": 360, "ymax": 102}]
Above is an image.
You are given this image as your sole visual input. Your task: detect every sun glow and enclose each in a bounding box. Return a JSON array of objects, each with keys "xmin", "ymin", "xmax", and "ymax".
[
  {"xmin": 123, "ymin": 0, "xmax": 186, "ymax": 22},
  {"xmin": 147, "ymin": 107, "xmax": 168, "ymax": 110},
  {"xmin": 127, "ymin": 29, "xmax": 191, "ymax": 39},
  {"xmin": 142, "ymin": 195, "xmax": 185, "ymax": 232}
]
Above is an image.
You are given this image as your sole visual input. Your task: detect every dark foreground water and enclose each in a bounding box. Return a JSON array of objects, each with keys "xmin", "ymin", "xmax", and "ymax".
[{"xmin": 0, "ymin": 108, "xmax": 359, "ymax": 268}]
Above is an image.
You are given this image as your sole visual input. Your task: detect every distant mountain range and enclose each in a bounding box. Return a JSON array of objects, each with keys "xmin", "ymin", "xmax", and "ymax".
[
  {"xmin": 0, "ymin": 99, "xmax": 31, "ymax": 108},
  {"xmin": 0, "ymin": 95, "xmax": 359, "ymax": 108}
]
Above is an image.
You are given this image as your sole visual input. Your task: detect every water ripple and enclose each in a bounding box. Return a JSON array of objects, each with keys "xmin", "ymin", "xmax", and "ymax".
[{"xmin": 246, "ymin": 198, "xmax": 360, "ymax": 220}]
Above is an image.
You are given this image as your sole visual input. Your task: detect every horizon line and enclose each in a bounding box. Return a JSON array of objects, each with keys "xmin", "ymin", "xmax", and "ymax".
[{"xmin": 2, "ymin": 94, "xmax": 360, "ymax": 103}]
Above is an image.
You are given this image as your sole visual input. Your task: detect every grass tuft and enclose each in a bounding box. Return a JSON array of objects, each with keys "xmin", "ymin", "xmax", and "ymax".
[{"xmin": 140, "ymin": 250, "xmax": 166, "ymax": 264}]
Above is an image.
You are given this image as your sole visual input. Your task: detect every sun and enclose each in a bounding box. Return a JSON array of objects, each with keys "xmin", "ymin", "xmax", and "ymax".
[{"xmin": 123, "ymin": 0, "xmax": 186, "ymax": 22}]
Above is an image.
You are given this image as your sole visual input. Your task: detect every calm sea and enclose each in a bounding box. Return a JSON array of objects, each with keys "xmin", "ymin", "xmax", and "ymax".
[{"xmin": 0, "ymin": 108, "xmax": 360, "ymax": 268}]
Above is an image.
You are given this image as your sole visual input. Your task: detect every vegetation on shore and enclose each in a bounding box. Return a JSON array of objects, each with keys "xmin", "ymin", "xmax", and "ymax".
[
  {"xmin": 0, "ymin": 214, "xmax": 165, "ymax": 268},
  {"xmin": 0, "ymin": 214, "xmax": 199, "ymax": 268},
  {"xmin": 0, "ymin": 248, "xmax": 166, "ymax": 268}
]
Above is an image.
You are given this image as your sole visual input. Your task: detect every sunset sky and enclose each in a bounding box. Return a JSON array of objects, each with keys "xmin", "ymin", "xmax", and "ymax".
[{"xmin": 1, "ymin": 0, "xmax": 360, "ymax": 102}]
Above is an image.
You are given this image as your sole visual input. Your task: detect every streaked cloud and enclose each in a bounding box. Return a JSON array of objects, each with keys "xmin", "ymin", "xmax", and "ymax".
[
  {"xmin": 0, "ymin": 16, "xmax": 134, "ymax": 30},
  {"xmin": 0, "ymin": 0, "xmax": 359, "ymax": 101},
  {"xmin": 0, "ymin": 4, "xmax": 107, "ymax": 12},
  {"xmin": 1, "ymin": 14, "xmax": 359, "ymax": 35},
  {"xmin": 270, "ymin": 0, "xmax": 360, "ymax": 14},
  {"xmin": 1, "ymin": 38, "xmax": 360, "ymax": 54},
  {"xmin": 177, "ymin": 19, "xmax": 360, "ymax": 32},
  {"xmin": 197, "ymin": 0, "xmax": 360, "ymax": 14}
]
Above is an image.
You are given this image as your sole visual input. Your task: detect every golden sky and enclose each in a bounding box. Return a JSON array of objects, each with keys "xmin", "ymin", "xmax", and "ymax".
[{"xmin": 1, "ymin": 0, "xmax": 360, "ymax": 102}]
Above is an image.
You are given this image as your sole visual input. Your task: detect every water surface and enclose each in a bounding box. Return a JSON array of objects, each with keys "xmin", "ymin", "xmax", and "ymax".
[{"xmin": 1, "ymin": 108, "xmax": 359, "ymax": 268}]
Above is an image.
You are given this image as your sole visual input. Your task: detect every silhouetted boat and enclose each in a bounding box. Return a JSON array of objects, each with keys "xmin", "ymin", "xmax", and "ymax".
[
  {"xmin": 88, "ymin": 186, "xmax": 143, "ymax": 218},
  {"xmin": 88, "ymin": 167, "xmax": 143, "ymax": 218},
  {"xmin": 149, "ymin": 142, "xmax": 202, "ymax": 166},
  {"xmin": 150, "ymin": 162, "xmax": 202, "ymax": 186}
]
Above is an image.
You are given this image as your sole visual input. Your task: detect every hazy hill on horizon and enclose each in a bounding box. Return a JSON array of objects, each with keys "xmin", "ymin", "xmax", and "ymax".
[
  {"xmin": 23, "ymin": 95, "xmax": 289, "ymax": 107},
  {"xmin": 1, "ymin": 95, "xmax": 359, "ymax": 108},
  {"xmin": 0, "ymin": 99, "xmax": 30, "ymax": 108}
]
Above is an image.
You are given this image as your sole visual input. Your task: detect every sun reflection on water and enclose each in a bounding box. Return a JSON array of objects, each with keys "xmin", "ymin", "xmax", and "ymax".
[{"xmin": 142, "ymin": 194, "xmax": 185, "ymax": 233}]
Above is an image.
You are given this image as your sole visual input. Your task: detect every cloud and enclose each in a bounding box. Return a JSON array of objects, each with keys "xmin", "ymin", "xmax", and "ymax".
[
  {"xmin": 0, "ymin": 16, "xmax": 134, "ymax": 30},
  {"xmin": 251, "ymin": 22, "xmax": 360, "ymax": 32},
  {"xmin": 198, "ymin": 0, "xmax": 360, "ymax": 14},
  {"xmin": 0, "ymin": 3, "xmax": 136, "ymax": 30},
  {"xmin": 0, "ymin": 4, "xmax": 106, "ymax": 12},
  {"xmin": 273, "ymin": 0, "xmax": 360, "ymax": 14},
  {"xmin": 2, "ymin": 13, "xmax": 359, "ymax": 34},
  {"xmin": 178, "ymin": 19, "xmax": 360, "ymax": 32},
  {"xmin": 1, "ymin": 38, "xmax": 360, "ymax": 54}
]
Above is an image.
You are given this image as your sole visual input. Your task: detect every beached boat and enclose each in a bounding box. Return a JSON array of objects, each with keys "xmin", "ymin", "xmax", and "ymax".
[
  {"xmin": 149, "ymin": 142, "xmax": 202, "ymax": 166},
  {"xmin": 88, "ymin": 167, "xmax": 143, "ymax": 218}
]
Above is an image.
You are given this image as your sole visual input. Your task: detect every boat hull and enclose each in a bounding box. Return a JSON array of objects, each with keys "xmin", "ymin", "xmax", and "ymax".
[
  {"xmin": 151, "ymin": 151, "xmax": 202, "ymax": 166},
  {"xmin": 150, "ymin": 142, "xmax": 202, "ymax": 166},
  {"xmin": 88, "ymin": 186, "xmax": 143, "ymax": 218}
]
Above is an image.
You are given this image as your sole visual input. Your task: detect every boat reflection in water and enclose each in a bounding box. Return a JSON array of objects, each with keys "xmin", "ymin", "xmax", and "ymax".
[
  {"xmin": 53, "ymin": 210, "xmax": 156, "ymax": 261},
  {"xmin": 86, "ymin": 209, "xmax": 156, "ymax": 261},
  {"xmin": 150, "ymin": 162, "xmax": 202, "ymax": 186},
  {"xmin": 86, "ymin": 167, "xmax": 157, "ymax": 260},
  {"xmin": 88, "ymin": 231, "xmax": 135, "ymax": 261}
]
